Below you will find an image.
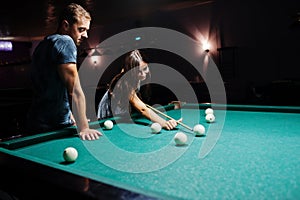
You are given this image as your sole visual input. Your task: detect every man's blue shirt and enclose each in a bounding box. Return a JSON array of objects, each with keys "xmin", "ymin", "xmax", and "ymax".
[{"xmin": 27, "ymin": 34, "xmax": 77, "ymax": 132}]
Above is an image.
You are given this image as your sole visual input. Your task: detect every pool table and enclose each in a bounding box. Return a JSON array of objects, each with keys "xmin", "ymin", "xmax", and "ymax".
[{"xmin": 0, "ymin": 103, "xmax": 299, "ymax": 200}]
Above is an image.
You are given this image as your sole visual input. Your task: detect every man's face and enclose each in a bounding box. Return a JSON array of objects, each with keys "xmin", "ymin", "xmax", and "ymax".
[{"xmin": 68, "ymin": 18, "xmax": 90, "ymax": 46}]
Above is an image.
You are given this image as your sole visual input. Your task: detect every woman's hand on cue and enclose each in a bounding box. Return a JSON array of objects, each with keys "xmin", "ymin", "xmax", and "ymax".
[{"xmin": 163, "ymin": 118, "xmax": 183, "ymax": 130}]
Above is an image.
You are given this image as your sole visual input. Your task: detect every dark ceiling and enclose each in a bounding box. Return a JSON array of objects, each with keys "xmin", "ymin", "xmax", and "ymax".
[
  {"xmin": 1, "ymin": 0, "xmax": 299, "ymax": 41},
  {"xmin": 0, "ymin": 0, "xmax": 213, "ymax": 40}
]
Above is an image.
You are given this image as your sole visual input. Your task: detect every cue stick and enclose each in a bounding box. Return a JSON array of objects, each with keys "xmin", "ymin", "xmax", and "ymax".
[{"xmin": 145, "ymin": 104, "xmax": 193, "ymax": 131}]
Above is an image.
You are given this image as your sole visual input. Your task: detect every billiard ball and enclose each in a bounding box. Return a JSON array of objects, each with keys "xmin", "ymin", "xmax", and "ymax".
[
  {"xmin": 63, "ymin": 147, "xmax": 78, "ymax": 162},
  {"xmin": 104, "ymin": 120, "xmax": 113, "ymax": 130},
  {"xmin": 193, "ymin": 124, "xmax": 205, "ymax": 136},
  {"xmin": 151, "ymin": 122, "xmax": 162, "ymax": 134},
  {"xmin": 205, "ymin": 113, "xmax": 215, "ymax": 123},
  {"xmin": 174, "ymin": 132, "xmax": 187, "ymax": 145},
  {"xmin": 205, "ymin": 108, "xmax": 214, "ymax": 115}
]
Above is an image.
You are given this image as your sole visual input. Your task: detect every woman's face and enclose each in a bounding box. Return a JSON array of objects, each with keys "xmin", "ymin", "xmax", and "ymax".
[{"xmin": 137, "ymin": 61, "xmax": 149, "ymax": 81}]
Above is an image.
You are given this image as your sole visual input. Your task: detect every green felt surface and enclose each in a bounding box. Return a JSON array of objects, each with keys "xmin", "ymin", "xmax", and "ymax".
[{"xmin": 1, "ymin": 104, "xmax": 300, "ymax": 200}]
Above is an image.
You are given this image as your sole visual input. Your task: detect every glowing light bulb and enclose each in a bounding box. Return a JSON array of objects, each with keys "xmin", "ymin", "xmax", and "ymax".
[{"xmin": 203, "ymin": 42, "xmax": 210, "ymax": 52}]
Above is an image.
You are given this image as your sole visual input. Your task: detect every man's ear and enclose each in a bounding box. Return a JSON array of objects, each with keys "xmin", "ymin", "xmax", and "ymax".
[{"xmin": 62, "ymin": 20, "xmax": 69, "ymax": 30}]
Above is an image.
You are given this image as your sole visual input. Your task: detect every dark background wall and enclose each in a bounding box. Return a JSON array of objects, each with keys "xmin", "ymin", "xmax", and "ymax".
[{"xmin": 87, "ymin": 0, "xmax": 300, "ymax": 105}]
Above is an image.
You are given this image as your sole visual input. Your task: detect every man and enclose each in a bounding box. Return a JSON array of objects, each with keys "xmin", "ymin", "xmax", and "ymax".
[{"xmin": 27, "ymin": 3, "xmax": 101, "ymax": 140}]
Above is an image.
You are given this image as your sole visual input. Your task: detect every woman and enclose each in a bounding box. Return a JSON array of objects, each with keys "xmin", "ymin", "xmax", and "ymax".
[{"xmin": 97, "ymin": 50, "xmax": 180, "ymax": 130}]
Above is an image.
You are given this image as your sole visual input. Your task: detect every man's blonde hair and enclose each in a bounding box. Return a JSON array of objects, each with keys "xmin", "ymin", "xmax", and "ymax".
[{"xmin": 58, "ymin": 3, "xmax": 91, "ymax": 26}]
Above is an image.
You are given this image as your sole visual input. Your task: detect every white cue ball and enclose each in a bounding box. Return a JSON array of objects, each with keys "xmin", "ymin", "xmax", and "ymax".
[
  {"xmin": 174, "ymin": 132, "xmax": 188, "ymax": 146},
  {"xmin": 205, "ymin": 108, "xmax": 214, "ymax": 115},
  {"xmin": 63, "ymin": 147, "xmax": 78, "ymax": 162},
  {"xmin": 104, "ymin": 120, "xmax": 114, "ymax": 130},
  {"xmin": 193, "ymin": 124, "xmax": 206, "ymax": 136},
  {"xmin": 205, "ymin": 113, "xmax": 215, "ymax": 123},
  {"xmin": 151, "ymin": 122, "xmax": 162, "ymax": 134}
]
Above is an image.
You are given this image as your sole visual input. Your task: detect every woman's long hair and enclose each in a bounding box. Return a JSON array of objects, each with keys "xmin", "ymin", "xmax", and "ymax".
[{"xmin": 108, "ymin": 50, "xmax": 151, "ymax": 111}]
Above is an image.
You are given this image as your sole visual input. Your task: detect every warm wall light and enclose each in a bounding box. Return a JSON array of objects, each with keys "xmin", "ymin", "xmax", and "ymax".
[
  {"xmin": 203, "ymin": 42, "xmax": 210, "ymax": 53},
  {"xmin": 90, "ymin": 49, "xmax": 101, "ymax": 65},
  {"xmin": 91, "ymin": 49, "xmax": 101, "ymax": 57}
]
